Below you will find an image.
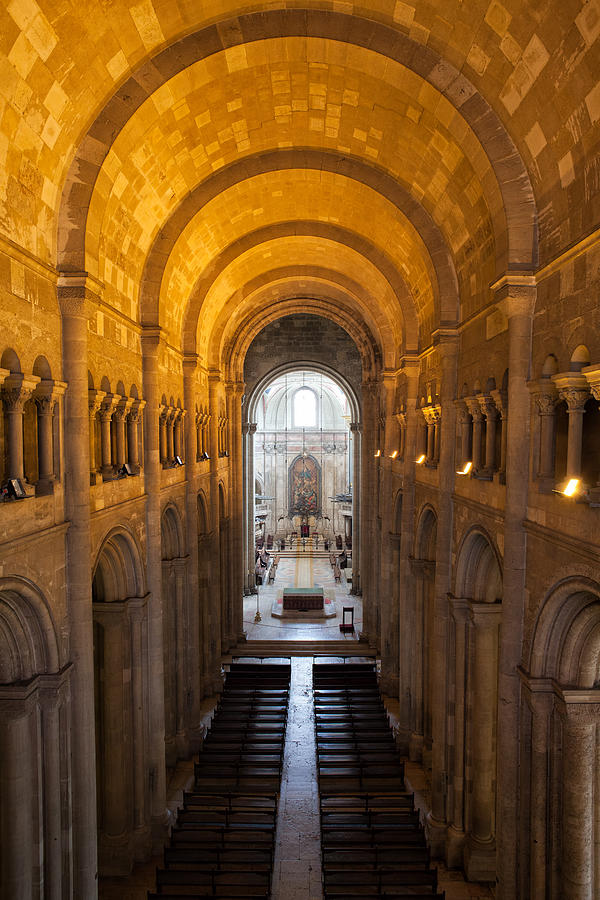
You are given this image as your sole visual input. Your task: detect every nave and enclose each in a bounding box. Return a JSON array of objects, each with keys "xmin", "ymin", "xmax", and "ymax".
[{"xmin": 100, "ymin": 659, "xmax": 493, "ymax": 900}]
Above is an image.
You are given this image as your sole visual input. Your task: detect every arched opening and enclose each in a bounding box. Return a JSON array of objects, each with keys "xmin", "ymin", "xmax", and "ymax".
[
  {"xmin": 243, "ymin": 357, "xmax": 361, "ymax": 640},
  {"xmin": 0, "ymin": 580, "xmax": 68, "ymax": 899},
  {"xmin": 91, "ymin": 530, "xmax": 150, "ymax": 875},
  {"xmin": 523, "ymin": 580, "xmax": 600, "ymax": 899},
  {"xmin": 446, "ymin": 529, "xmax": 503, "ymax": 879}
]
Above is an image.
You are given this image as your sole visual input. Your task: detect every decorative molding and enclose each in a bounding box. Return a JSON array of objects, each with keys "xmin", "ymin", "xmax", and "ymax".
[{"xmin": 524, "ymin": 519, "xmax": 600, "ymax": 565}]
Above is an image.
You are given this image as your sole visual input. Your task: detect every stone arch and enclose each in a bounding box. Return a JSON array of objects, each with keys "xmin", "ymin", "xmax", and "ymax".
[
  {"xmin": 454, "ymin": 526, "xmax": 503, "ymax": 603},
  {"xmin": 92, "ymin": 527, "xmax": 145, "ymax": 603},
  {"xmin": 161, "ymin": 503, "xmax": 184, "ymax": 561},
  {"xmin": 0, "ymin": 577, "xmax": 60, "ymax": 684},
  {"xmin": 56, "ymin": 9, "xmax": 537, "ymax": 279},
  {"xmin": 522, "ymin": 576, "xmax": 600, "ymax": 899},
  {"xmin": 415, "ymin": 504, "xmax": 438, "ymax": 561},
  {"xmin": 160, "ymin": 502, "xmax": 188, "ymax": 768}
]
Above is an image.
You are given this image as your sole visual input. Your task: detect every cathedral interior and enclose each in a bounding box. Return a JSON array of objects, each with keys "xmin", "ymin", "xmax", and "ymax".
[{"xmin": 0, "ymin": 0, "xmax": 599, "ymax": 897}]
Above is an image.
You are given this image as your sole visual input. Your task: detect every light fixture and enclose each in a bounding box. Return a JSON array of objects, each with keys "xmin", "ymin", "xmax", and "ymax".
[
  {"xmin": 374, "ymin": 449, "xmax": 381, "ymax": 457},
  {"xmin": 416, "ymin": 454, "xmax": 426, "ymax": 464},
  {"xmin": 457, "ymin": 461, "xmax": 472, "ymax": 475},
  {"xmin": 389, "ymin": 450, "xmax": 398, "ymax": 459}
]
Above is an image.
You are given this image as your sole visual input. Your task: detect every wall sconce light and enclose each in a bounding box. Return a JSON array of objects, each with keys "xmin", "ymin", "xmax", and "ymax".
[
  {"xmin": 553, "ymin": 477, "xmax": 585, "ymax": 498},
  {"xmin": 456, "ymin": 461, "xmax": 472, "ymax": 475},
  {"xmin": 374, "ymin": 449, "xmax": 381, "ymax": 457},
  {"xmin": 416, "ymin": 454, "xmax": 426, "ymax": 464},
  {"xmin": 389, "ymin": 450, "xmax": 398, "ymax": 459}
]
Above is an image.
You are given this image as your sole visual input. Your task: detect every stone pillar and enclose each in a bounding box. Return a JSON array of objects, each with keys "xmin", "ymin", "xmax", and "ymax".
[
  {"xmin": 2, "ymin": 373, "xmax": 40, "ymax": 481},
  {"xmin": 360, "ymin": 379, "xmax": 379, "ymax": 644},
  {"xmin": 244, "ymin": 422, "xmax": 258, "ymax": 594},
  {"xmin": 159, "ymin": 406, "xmax": 168, "ymax": 465},
  {"xmin": 166, "ymin": 408, "xmax": 176, "ymax": 464},
  {"xmin": 582, "ymin": 365, "xmax": 600, "ymax": 503},
  {"xmin": 464, "ymin": 602, "xmax": 501, "ymax": 881},
  {"xmin": 379, "ymin": 372, "xmax": 399, "ymax": 695},
  {"xmin": 99, "ymin": 394, "xmax": 119, "ymax": 479},
  {"xmin": 208, "ymin": 375, "xmax": 222, "ymax": 687},
  {"xmin": 491, "ymin": 388, "xmax": 508, "ymax": 482},
  {"xmin": 34, "ymin": 379, "xmax": 67, "ymax": 494},
  {"xmin": 479, "ymin": 395, "xmax": 497, "ymax": 477},
  {"xmin": 427, "ymin": 329, "xmax": 458, "ymax": 855},
  {"xmin": 228, "ymin": 381, "xmax": 245, "ymax": 642},
  {"xmin": 128, "ymin": 595, "xmax": 150, "ymax": 855},
  {"xmin": 493, "ymin": 276, "xmax": 536, "ymax": 900},
  {"xmin": 57, "ymin": 276, "xmax": 98, "ymax": 897},
  {"xmin": 114, "ymin": 397, "xmax": 133, "ymax": 470},
  {"xmin": 528, "ymin": 381, "xmax": 557, "ymax": 490},
  {"xmin": 88, "ymin": 389, "xmax": 105, "ymax": 483},
  {"xmin": 396, "ymin": 358, "xmax": 420, "ymax": 749},
  {"xmin": 350, "ymin": 421, "xmax": 361, "ymax": 595},
  {"xmin": 446, "ymin": 597, "xmax": 469, "ymax": 867},
  {"xmin": 556, "ymin": 692, "xmax": 600, "ymax": 900},
  {"xmin": 553, "ymin": 374, "xmax": 589, "ymax": 480},
  {"xmin": 465, "ymin": 397, "xmax": 483, "ymax": 473},
  {"xmin": 455, "ymin": 400, "xmax": 471, "ymax": 468},
  {"xmin": 182, "ymin": 355, "xmax": 203, "ymax": 747},
  {"xmin": 127, "ymin": 400, "xmax": 145, "ymax": 472},
  {"xmin": 140, "ymin": 326, "xmax": 168, "ymax": 851},
  {"xmin": 0, "ymin": 695, "xmax": 35, "ymax": 899}
]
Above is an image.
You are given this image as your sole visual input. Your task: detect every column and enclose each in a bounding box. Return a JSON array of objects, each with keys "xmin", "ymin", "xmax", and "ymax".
[
  {"xmin": 582, "ymin": 365, "xmax": 600, "ymax": 502},
  {"xmin": 350, "ymin": 422, "xmax": 361, "ymax": 595},
  {"xmin": 127, "ymin": 595, "xmax": 150, "ymax": 854},
  {"xmin": 427, "ymin": 329, "xmax": 458, "ymax": 854},
  {"xmin": 99, "ymin": 394, "xmax": 119, "ymax": 479},
  {"xmin": 425, "ymin": 410, "xmax": 436, "ymax": 464},
  {"xmin": 446, "ymin": 597, "xmax": 469, "ymax": 867},
  {"xmin": 58, "ymin": 277, "xmax": 98, "ymax": 897},
  {"xmin": 159, "ymin": 406, "xmax": 168, "ymax": 465},
  {"xmin": 228, "ymin": 381, "xmax": 245, "ymax": 641},
  {"xmin": 166, "ymin": 408, "xmax": 176, "ymax": 464},
  {"xmin": 455, "ymin": 400, "xmax": 471, "ymax": 468},
  {"xmin": 464, "ymin": 602, "xmax": 502, "ymax": 882},
  {"xmin": 114, "ymin": 397, "xmax": 133, "ymax": 470},
  {"xmin": 479, "ymin": 394, "xmax": 497, "ymax": 478},
  {"xmin": 553, "ymin": 374, "xmax": 590, "ymax": 480},
  {"xmin": 93, "ymin": 602, "xmax": 133, "ymax": 874},
  {"xmin": 491, "ymin": 387, "xmax": 508, "ymax": 482},
  {"xmin": 520, "ymin": 680, "xmax": 553, "ymax": 900},
  {"xmin": 465, "ymin": 397, "xmax": 483, "ymax": 473},
  {"xmin": 2, "ymin": 373, "xmax": 40, "ymax": 481},
  {"xmin": 140, "ymin": 326, "xmax": 168, "ymax": 850},
  {"xmin": 360, "ymin": 379, "xmax": 378, "ymax": 642},
  {"xmin": 379, "ymin": 373, "xmax": 399, "ymax": 695},
  {"xmin": 88, "ymin": 389, "xmax": 105, "ymax": 483},
  {"xmin": 34, "ymin": 380, "xmax": 66, "ymax": 494},
  {"xmin": 0, "ymin": 696, "xmax": 35, "ymax": 899},
  {"xmin": 244, "ymin": 422, "xmax": 258, "ymax": 594},
  {"xmin": 182, "ymin": 355, "xmax": 203, "ymax": 748},
  {"xmin": 127, "ymin": 400, "xmax": 145, "ymax": 472},
  {"xmin": 493, "ymin": 276, "xmax": 536, "ymax": 900},
  {"xmin": 528, "ymin": 382, "xmax": 557, "ymax": 488},
  {"xmin": 208, "ymin": 375, "xmax": 222, "ymax": 688},
  {"xmin": 433, "ymin": 409, "xmax": 442, "ymax": 464},
  {"xmin": 556, "ymin": 693, "xmax": 600, "ymax": 900}
]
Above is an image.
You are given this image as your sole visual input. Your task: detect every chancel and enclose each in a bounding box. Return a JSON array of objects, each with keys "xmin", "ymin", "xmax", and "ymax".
[{"xmin": 0, "ymin": 1, "xmax": 599, "ymax": 899}]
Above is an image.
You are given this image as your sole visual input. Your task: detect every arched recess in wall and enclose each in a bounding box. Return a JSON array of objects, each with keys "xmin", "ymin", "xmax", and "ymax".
[
  {"xmin": 521, "ymin": 577, "xmax": 600, "ymax": 900},
  {"xmin": 0, "ymin": 577, "xmax": 70, "ymax": 899},
  {"xmin": 410, "ymin": 505, "xmax": 438, "ymax": 768},
  {"xmin": 218, "ymin": 482, "xmax": 232, "ymax": 652},
  {"xmin": 161, "ymin": 503, "xmax": 189, "ymax": 769},
  {"xmin": 91, "ymin": 528, "xmax": 150, "ymax": 876},
  {"xmin": 446, "ymin": 528, "xmax": 503, "ymax": 880},
  {"xmin": 196, "ymin": 490, "xmax": 213, "ymax": 692}
]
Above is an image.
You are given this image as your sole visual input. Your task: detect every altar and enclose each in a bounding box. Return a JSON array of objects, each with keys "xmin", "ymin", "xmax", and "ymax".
[
  {"xmin": 271, "ymin": 583, "xmax": 336, "ymax": 618},
  {"xmin": 283, "ymin": 586, "xmax": 324, "ymax": 610}
]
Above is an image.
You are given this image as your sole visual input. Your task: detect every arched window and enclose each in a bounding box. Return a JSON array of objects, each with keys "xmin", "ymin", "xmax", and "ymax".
[{"xmin": 293, "ymin": 387, "xmax": 317, "ymax": 427}]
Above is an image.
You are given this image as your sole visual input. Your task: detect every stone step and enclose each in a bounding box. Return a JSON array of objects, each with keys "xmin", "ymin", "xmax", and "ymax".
[{"xmin": 229, "ymin": 640, "xmax": 376, "ymax": 657}]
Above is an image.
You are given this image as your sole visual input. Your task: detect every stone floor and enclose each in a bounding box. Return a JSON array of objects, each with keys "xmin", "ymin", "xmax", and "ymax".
[
  {"xmin": 100, "ymin": 656, "xmax": 495, "ymax": 900},
  {"xmin": 243, "ymin": 552, "xmax": 363, "ymax": 641}
]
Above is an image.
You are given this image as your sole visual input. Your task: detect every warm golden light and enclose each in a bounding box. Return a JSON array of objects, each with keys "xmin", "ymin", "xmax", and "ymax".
[
  {"xmin": 563, "ymin": 478, "xmax": 579, "ymax": 497},
  {"xmin": 374, "ymin": 449, "xmax": 381, "ymax": 457},
  {"xmin": 389, "ymin": 450, "xmax": 398, "ymax": 459},
  {"xmin": 457, "ymin": 461, "xmax": 472, "ymax": 475},
  {"xmin": 416, "ymin": 454, "xmax": 426, "ymax": 464}
]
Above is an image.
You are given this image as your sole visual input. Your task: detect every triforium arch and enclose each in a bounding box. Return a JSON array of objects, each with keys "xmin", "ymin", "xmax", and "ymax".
[
  {"xmin": 91, "ymin": 528, "xmax": 152, "ymax": 876},
  {"xmin": 520, "ymin": 577, "xmax": 600, "ymax": 900},
  {"xmin": 0, "ymin": 578, "xmax": 69, "ymax": 900},
  {"xmin": 445, "ymin": 527, "xmax": 503, "ymax": 881}
]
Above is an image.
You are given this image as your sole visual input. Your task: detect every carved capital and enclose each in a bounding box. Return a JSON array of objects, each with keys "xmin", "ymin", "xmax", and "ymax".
[
  {"xmin": 33, "ymin": 379, "xmax": 67, "ymax": 415},
  {"xmin": 478, "ymin": 394, "xmax": 498, "ymax": 420},
  {"xmin": 88, "ymin": 389, "xmax": 106, "ymax": 417},
  {"xmin": 464, "ymin": 396, "xmax": 483, "ymax": 421},
  {"xmin": 490, "ymin": 388, "xmax": 508, "ymax": 416},
  {"xmin": 128, "ymin": 399, "xmax": 145, "ymax": 422},
  {"xmin": 99, "ymin": 393, "xmax": 120, "ymax": 421},
  {"xmin": 2, "ymin": 374, "xmax": 40, "ymax": 412},
  {"xmin": 560, "ymin": 388, "xmax": 589, "ymax": 412}
]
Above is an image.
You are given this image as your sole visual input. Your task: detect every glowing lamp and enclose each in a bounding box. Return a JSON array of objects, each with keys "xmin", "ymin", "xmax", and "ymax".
[
  {"xmin": 389, "ymin": 450, "xmax": 398, "ymax": 459},
  {"xmin": 457, "ymin": 461, "xmax": 472, "ymax": 475},
  {"xmin": 563, "ymin": 478, "xmax": 579, "ymax": 497},
  {"xmin": 416, "ymin": 454, "xmax": 426, "ymax": 464},
  {"xmin": 374, "ymin": 449, "xmax": 381, "ymax": 457}
]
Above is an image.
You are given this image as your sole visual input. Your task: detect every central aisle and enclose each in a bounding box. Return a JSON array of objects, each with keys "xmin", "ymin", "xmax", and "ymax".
[{"xmin": 272, "ymin": 657, "xmax": 323, "ymax": 900}]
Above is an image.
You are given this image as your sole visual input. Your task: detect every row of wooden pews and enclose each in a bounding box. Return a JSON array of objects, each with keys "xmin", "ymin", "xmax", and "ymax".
[
  {"xmin": 313, "ymin": 662, "xmax": 444, "ymax": 900},
  {"xmin": 148, "ymin": 661, "xmax": 291, "ymax": 899}
]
